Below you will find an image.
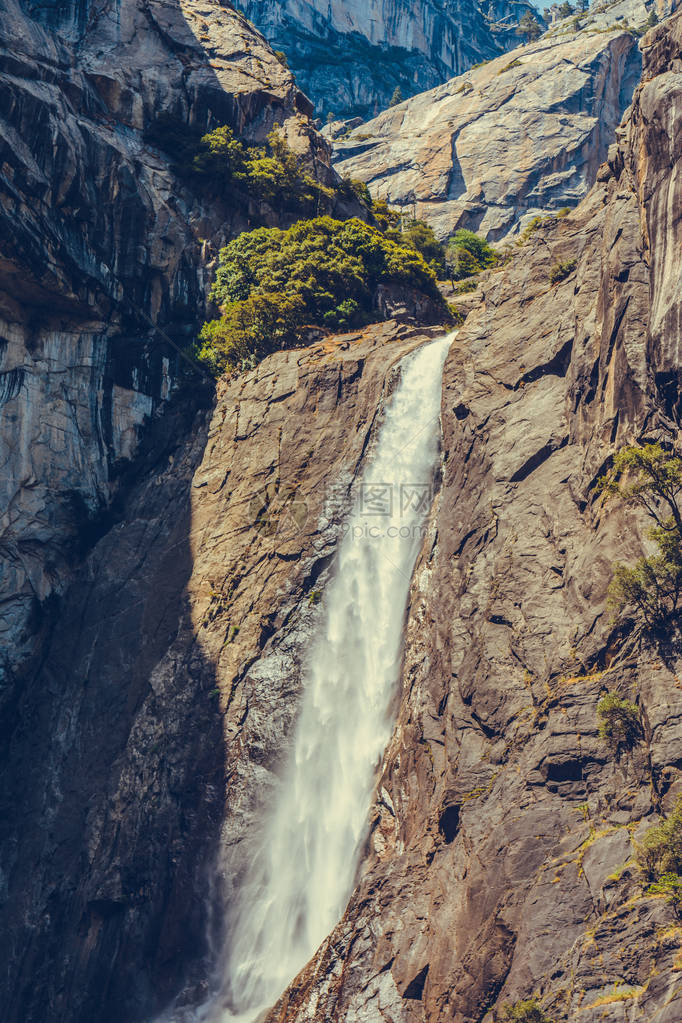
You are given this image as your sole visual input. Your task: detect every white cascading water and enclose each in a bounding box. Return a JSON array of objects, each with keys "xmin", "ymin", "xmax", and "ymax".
[{"xmin": 197, "ymin": 334, "xmax": 453, "ymax": 1023}]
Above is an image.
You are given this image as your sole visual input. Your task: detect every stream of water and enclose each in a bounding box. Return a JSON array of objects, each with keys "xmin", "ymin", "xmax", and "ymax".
[{"xmin": 194, "ymin": 334, "xmax": 453, "ymax": 1022}]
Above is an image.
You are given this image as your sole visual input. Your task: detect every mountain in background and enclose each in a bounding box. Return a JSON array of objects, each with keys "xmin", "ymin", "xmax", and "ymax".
[
  {"xmin": 234, "ymin": 0, "xmax": 546, "ymax": 119},
  {"xmin": 326, "ymin": 0, "xmax": 679, "ymax": 240}
]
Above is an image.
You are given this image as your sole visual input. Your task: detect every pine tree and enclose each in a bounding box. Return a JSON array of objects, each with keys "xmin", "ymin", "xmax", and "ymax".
[
  {"xmin": 519, "ymin": 11, "xmax": 542, "ymax": 40},
  {"xmin": 388, "ymin": 86, "xmax": 403, "ymax": 107}
]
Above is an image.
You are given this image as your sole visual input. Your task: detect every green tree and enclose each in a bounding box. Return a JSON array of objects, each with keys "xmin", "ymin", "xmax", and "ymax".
[
  {"xmin": 558, "ymin": 1, "xmax": 575, "ymax": 16},
  {"xmin": 647, "ymin": 9, "xmax": 659, "ymax": 26},
  {"xmin": 192, "ymin": 125, "xmax": 248, "ymax": 184},
  {"xmin": 445, "ymin": 229, "xmax": 498, "ymax": 281},
  {"xmin": 601, "ymin": 444, "xmax": 682, "ymax": 628},
  {"xmin": 198, "ymin": 217, "xmax": 447, "ymax": 374},
  {"xmin": 388, "ymin": 86, "xmax": 403, "ymax": 107},
  {"xmin": 502, "ymin": 999, "xmax": 552, "ymax": 1023},
  {"xmin": 401, "ymin": 220, "xmax": 447, "ymax": 276},
  {"xmin": 190, "ymin": 125, "xmax": 333, "ymax": 214},
  {"xmin": 519, "ymin": 10, "xmax": 542, "ymax": 40},
  {"xmin": 601, "ymin": 444, "xmax": 682, "ymax": 534},
  {"xmin": 638, "ymin": 795, "xmax": 682, "ymax": 881},
  {"xmin": 596, "ymin": 693, "xmax": 640, "ymax": 748},
  {"xmin": 196, "ymin": 293, "xmax": 305, "ymax": 376}
]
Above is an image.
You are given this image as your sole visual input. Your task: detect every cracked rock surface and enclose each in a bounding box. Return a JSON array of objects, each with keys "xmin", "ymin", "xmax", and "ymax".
[
  {"xmin": 0, "ymin": 0, "xmax": 333, "ymax": 739},
  {"xmin": 0, "ymin": 322, "xmax": 445, "ymax": 1022},
  {"xmin": 261, "ymin": 10, "xmax": 682, "ymax": 1022},
  {"xmin": 330, "ymin": 20, "xmax": 642, "ymax": 240}
]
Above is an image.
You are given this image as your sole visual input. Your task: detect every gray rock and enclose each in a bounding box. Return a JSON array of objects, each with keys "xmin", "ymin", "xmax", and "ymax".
[
  {"xmin": 0, "ymin": 0, "xmax": 335, "ymax": 732},
  {"xmin": 332, "ymin": 25, "xmax": 642, "ymax": 240},
  {"xmin": 235, "ymin": 0, "xmax": 546, "ymax": 120},
  {"xmin": 263, "ymin": 9, "xmax": 682, "ymax": 1023}
]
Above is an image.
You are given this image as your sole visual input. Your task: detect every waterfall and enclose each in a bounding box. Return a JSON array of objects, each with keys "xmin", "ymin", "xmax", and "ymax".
[{"xmin": 195, "ymin": 334, "xmax": 453, "ymax": 1023}]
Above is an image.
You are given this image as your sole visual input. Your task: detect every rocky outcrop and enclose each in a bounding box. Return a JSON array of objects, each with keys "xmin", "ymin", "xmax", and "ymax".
[
  {"xmin": 0, "ymin": 0, "xmax": 337, "ymax": 735},
  {"xmin": 7, "ymin": 6, "xmax": 682, "ymax": 1023},
  {"xmin": 235, "ymin": 0, "xmax": 545, "ymax": 120},
  {"xmin": 264, "ymin": 8, "xmax": 682, "ymax": 1022},
  {"xmin": 0, "ymin": 320, "xmax": 446, "ymax": 1022},
  {"xmin": 330, "ymin": 21, "xmax": 643, "ymax": 239}
]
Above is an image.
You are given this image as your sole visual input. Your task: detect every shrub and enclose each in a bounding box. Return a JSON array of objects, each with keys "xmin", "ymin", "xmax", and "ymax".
[
  {"xmin": 596, "ymin": 693, "xmax": 640, "ymax": 747},
  {"xmin": 517, "ymin": 215, "xmax": 550, "ymax": 245},
  {"xmin": 454, "ymin": 279, "xmax": 478, "ymax": 294},
  {"xmin": 196, "ymin": 293, "xmax": 305, "ymax": 375},
  {"xmin": 601, "ymin": 445, "xmax": 682, "ymax": 628},
  {"xmin": 184, "ymin": 124, "xmax": 335, "ymax": 215},
  {"xmin": 499, "ymin": 58, "xmax": 523, "ymax": 73},
  {"xmin": 501, "ymin": 999, "xmax": 552, "ymax": 1022},
  {"xmin": 608, "ymin": 526, "xmax": 682, "ymax": 626},
  {"xmin": 638, "ymin": 796, "xmax": 682, "ymax": 884},
  {"xmin": 211, "ymin": 216, "xmax": 441, "ymax": 311},
  {"xmin": 401, "ymin": 219, "xmax": 447, "ymax": 277},
  {"xmin": 647, "ymin": 872, "xmax": 682, "ymax": 907},
  {"xmin": 337, "ymin": 175, "xmax": 372, "ymax": 208},
  {"xmin": 445, "ymin": 229, "xmax": 499, "ymax": 281},
  {"xmin": 549, "ymin": 258, "xmax": 577, "ymax": 284},
  {"xmin": 198, "ymin": 217, "xmax": 447, "ymax": 374},
  {"xmin": 371, "ymin": 199, "xmax": 401, "ymax": 232},
  {"xmin": 448, "ymin": 303, "xmax": 466, "ymax": 326}
]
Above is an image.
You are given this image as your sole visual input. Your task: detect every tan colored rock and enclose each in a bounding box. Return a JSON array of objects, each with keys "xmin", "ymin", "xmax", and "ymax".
[
  {"xmin": 266, "ymin": 10, "xmax": 682, "ymax": 1023},
  {"xmin": 332, "ymin": 25, "xmax": 642, "ymax": 239},
  {"xmin": 0, "ymin": 321, "xmax": 447, "ymax": 1021}
]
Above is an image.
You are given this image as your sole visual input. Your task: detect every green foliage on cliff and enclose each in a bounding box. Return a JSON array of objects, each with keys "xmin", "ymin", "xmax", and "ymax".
[
  {"xmin": 549, "ymin": 258, "xmax": 577, "ymax": 284},
  {"xmin": 198, "ymin": 217, "xmax": 445, "ymax": 374},
  {"xmin": 191, "ymin": 125, "xmax": 335, "ymax": 214},
  {"xmin": 638, "ymin": 796, "xmax": 682, "ymax": 893},
  {"xmin": 609, "ymin": 527, "xmax": 682, "ymax": 627},
  {"xmin": 519, "ymin": 11, "xmax": 542, "ymax": 41},
  {"xmin": 196, "ymin": 293, "xmax": 305, "ymax": 376},
  {"xmin": 401, "ymin": 220, "xmax": 447, "ymax": 276},
  {"xmin": 501, "ymin": 999, "xmax": 552, "ymax": 1022},
  {"xmin": 445, "ymin": 229, "xmax": 499, "ymax": 281},
  {"xmin": 596, "ymin": 693, "xmax": 640, "ymax": 747},
  {"xmin": 601, "ymin": 444, "xmax": 682, "ymax": 629},
  {"xmin": 179, "ymin": 124, "xmax": 455, "ymax": 376}
]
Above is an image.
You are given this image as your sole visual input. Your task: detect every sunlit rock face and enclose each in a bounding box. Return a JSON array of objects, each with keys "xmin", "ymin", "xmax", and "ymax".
[
  {"xmin": 329, "ymin": 23, "xmax": 643, "ymax": 240},
  {"xmin": 0, "ymin": 12, "xmax": 333, "ymax": 1012},
  {"xmin": 266, "ymin": 9, "xmax": 682, "ymax": 1022},
  {"xmin": 235, "ymin": 0, "xmax": 545, "ymax": 118}
]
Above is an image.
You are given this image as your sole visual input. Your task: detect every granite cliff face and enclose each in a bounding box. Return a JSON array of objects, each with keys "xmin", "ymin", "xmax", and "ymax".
[
  {"xmin": 0, "ymin": 6, "xmax": 336, "ymax": 1015},
  {"xmin": 0, "ymin": 320, "xmax": 445, "ymax": 1022},
  {"xmin": 0, "ymin": 0, "xmax": 334, "ymax": 738},
  {"xmin": 6, "ymin": 3, "xmax": 682, "ymax": 1023},
  {"xmin": 235, "ymin": 0, "xmax": 545, "ymax": 120},
  {"xmin": 262, "ymin": 10, "xmax": 682, "ymax": 1021},
  {"xmin": 330, "ymin": 14, "xmax": 644, "ymax": 239}
]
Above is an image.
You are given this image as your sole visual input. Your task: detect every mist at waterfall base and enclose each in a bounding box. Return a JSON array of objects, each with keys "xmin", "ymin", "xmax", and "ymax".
[{"xmin": 193, "ymin": 335, "xmax": 453, "ymax": 1023}]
